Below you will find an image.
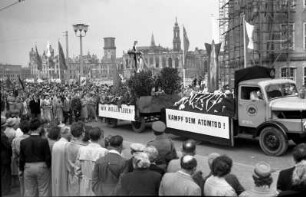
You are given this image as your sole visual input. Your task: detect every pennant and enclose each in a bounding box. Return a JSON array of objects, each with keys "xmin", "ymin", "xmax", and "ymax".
[
  {"xmin": 18, "ymin": 75, "xmax": 25, "ymax": 90},
  {"xmin": 245, "ymin": 21, "xmax": 254, "ymax": 49},
  {"xmin": 183, "ymin": 26, "xmax": 189, "ymax": 68},
  {"xmin": 35, "ymin": 46, "xmax": 42, "ymax": 71},
  {"xmin": 58, "ymin": 41, "xmax": 67, "ymax": 70}
]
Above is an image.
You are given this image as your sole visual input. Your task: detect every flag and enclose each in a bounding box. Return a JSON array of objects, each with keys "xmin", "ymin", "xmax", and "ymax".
[
  {"xmin": 6, "ymin": 76, "xmax": 13, "ymax": 89},
  {"xmin": 80, "ymin": 77, "xmax": 86, "ymax": 86},
  {"xmin": 58, "ymin": 41, "xmax": 67, "ymax": 70},
  {"xmin": 46, "ymin": 42, "xmax": 52, "ymax": 58},
  {"xmin": 183, "ymin": 26, "xmax": 189, "ymax": 68},
  {"xmin": 18, "ymin": 75, "xmax": 24, "ymax": 90},
  {"xmin": 35, "ymin": 46, "xmax": 42, "ymax": 71},
  {"xmin": 205, "ymin": 40, "xmax": 222, "ymax": 93},
  {"xmin": 245, "ymin": 21, "xmax": 254, "ymax": 49}
]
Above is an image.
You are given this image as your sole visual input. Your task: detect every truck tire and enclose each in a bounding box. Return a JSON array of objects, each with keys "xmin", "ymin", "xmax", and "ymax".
[
  {"xmin": 131, "ymin": 117, "xmax": 145, "ymax": 133},
  {"xmin": 259, "ymin": 126, "xmax": 288, "ymax": 156},
  {"xmin": 106, "ymin": 118, "xmax": 118, "ymax": 128}
]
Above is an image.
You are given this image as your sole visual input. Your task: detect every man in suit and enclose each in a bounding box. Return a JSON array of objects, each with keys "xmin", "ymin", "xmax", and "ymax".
[
  {"xmin": 92, "ymin": 135, "xmax": 128, "ymax": 196},
  {"xmin": 159, "ymin": 155, "xmax": 201, "ymax": 196},
  {"xmin": 277, "ymin": 143, "xmax": 306, "ymax": 192},
  {"xmin": 29, "ymin": 95, "xmax": 41, "ymax": 119}
]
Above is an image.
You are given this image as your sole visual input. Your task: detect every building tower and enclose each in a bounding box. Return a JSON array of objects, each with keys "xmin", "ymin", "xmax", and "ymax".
[
  {"xmin": 173, "ymin": 17, "xmax": 181, "ymax": 51},
  {"xmin": 151, "ymin": 33, "xmax": 156, "ymax": 47},
  {"xmin": 103, "ymin": 37, "xmax": 116, "ymax": 61}
]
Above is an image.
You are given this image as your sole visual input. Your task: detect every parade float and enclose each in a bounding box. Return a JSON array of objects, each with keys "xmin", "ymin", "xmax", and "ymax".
[{"xmin": 165, "ymin": 66, "xmax": 306, "ymax": 156}]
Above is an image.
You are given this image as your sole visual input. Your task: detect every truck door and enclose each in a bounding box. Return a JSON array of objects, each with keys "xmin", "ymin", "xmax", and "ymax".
[{"xmin": 238, "ymin": 86, "xmax": 266, "ymax": 128}]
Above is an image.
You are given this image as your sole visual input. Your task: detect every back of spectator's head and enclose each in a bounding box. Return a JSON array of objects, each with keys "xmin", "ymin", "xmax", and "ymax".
[
  {"xmin": 182, "ymin": 139, "xmax": 196, "ymax": 155},
  {"xmin": 208, "ymin": 152, "xmax": 221, "ymax": 170},
  {"xmin": 109, "ymin": 135, "xmax": 123, "ymax": 148},
  {"xmin": 144, "ymin": 145, "xmax": 159, "ymax": 163},
  {"xmin": 152, "ymin": 121, "xmax": 166, "ymax": 135},
  {"xmin": 133, "ymin": 152, "xmax": 151, "ymax": 169},
  {"xmin": 104, "ymin": 135, "xmax": 113, "ymax": 148},
  {"xmin": 60, "ymin": 125, "xmax": 71, "ymax": 140},
  {"xmin": 29, "ymin": 118, "xmax": 41, "ymax": 132},
  {"xmin": 252, "ymin": 161, "xmax": 273, "ymax": 187},
  {"xmin": 293, "ymin": 143, "xmax": 306, "ymax": 163},
  {"xmin": 211, "ymin": 155, "xmax": 232, "ymax": 177},
  {"xmin": 180, "ymin": 155, "xmax": 197, "ymax": 171},
  {"xmin": 89, "ymin": 127, "xmax": 103, "ymax": 142},
  {"xmin": 71, "ymin": 122, "xmax": 84, "ymax": 138},
  {"xmin": 47, "ymin": 126, "xmax": 61, "ymax": 140},
  {"xmin": 19, "ymin": 120, "xmax": 30, "ymax": 134},
  {"xmin": 130, "ymin": 143, "xmax": 145, "ymax": 155}
]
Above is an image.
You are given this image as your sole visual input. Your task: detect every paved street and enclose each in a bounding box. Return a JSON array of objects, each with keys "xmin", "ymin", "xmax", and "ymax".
[{"xmin": 4, "ymin": 120, "xmax": 296, "ymax": 197}]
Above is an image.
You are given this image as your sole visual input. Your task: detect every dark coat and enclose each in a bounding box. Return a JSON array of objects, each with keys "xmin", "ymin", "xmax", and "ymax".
[
  {"xmin": 114, "ymin": 169, "xmax": 162, "ymax": 196},
  {"xmin": 1, "ymin": 132, "xmax": 12, "ymax": 166},
  {"xmin": 29, "ymin": 99, "xmax": 41, "ymax": 114},
  {"xmin": 277, "ymin": 167, "xmax": 295, "ymax": 192},
  {"xmin": 92, "ymin": 151, "xmax": 128, "ymax": 196}
]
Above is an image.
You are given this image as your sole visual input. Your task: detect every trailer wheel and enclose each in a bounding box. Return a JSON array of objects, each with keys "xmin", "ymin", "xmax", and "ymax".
[
  {"xmin": 259, "ymin": 126, "xmax": 288, "ymax": 156},
  {"xmin": 106, "ymin": 118, "xmax": 118, "ymax": 128},
  {"xmin": 131, "ymin": 117, "xmax": 145, "ymax": 133}
]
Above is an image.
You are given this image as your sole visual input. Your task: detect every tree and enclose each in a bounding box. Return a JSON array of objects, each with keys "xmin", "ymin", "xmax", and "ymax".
[
  {"xmin": 159, "ymin": 67, "xmax": 181, "ymax": 95},
  {"xmin": 127, "ymin": 70, "xmax": 154, "ymax": 98}
]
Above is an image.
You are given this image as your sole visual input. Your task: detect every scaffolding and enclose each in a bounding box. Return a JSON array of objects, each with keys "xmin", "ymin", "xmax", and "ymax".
[{"xmin": 219, "ymin": 0, "xmax": 296, "ymax": 87}]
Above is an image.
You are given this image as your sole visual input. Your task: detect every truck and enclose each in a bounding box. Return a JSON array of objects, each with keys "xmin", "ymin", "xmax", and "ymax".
[{"xmin": 165, "ymin": 66, "xmax": 306, "ymax": 156}]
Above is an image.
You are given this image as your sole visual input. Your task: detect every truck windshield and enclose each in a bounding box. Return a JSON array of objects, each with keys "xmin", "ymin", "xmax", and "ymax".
[{"xmin": 265, "ymin": 83, "xmax": 298, "ymax": 100}]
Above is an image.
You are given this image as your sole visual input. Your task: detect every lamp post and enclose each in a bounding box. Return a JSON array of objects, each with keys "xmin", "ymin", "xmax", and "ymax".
[{"xmin": 73, "ymin": 23, "xmax": 89, "ymax": 83}]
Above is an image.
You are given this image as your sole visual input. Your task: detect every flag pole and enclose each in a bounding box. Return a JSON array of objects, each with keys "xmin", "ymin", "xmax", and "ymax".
[
  {"xmin": 243, "ymin": 14, "xmax": 247, "ymax": 68},
  {"xmin": 183, "ymin": 55, "xmax": 186, "ymax": 88}
]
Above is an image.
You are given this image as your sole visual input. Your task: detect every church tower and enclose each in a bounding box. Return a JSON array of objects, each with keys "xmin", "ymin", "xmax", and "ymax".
[
  {"xmin": 151, "ymin": 33, "xmax": 156, "ymax": 47},
  {"xmin": 103, "ymin": 37, "xmax": 116, "ymax": 61},
  {"xmin": 173, "ymin": 17, "xmax": 181, "ymax": 51}
]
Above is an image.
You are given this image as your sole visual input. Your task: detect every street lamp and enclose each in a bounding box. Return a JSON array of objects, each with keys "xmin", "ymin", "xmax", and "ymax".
[{"xmin": 73, "ymin": 23, "xmax": 89, "ymax": 82}]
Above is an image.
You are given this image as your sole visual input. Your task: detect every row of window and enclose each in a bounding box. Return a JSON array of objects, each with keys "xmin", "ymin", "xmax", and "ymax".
[{"xmin": 280, "ymin": 67, "xmax": 306, "ymax": 86}]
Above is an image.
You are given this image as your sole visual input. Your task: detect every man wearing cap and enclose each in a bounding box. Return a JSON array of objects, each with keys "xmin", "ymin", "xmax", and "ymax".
[
  {"xmin": 126, "ymin": 143, "xmax": 146, "ymax": 172},
  {"xmin": 92, "ymin": 135, "xmax": 128, "ymax": 196},
  {"xmin": 159, "ymin": 155, "xmax": 201, "ymax": 196},
  {"xmin": 240, "ymin": 161, "xmax": 278, "ymax": 197},
  {"xmin": 147, "ymin": 121, "xmax": 178, "ymax": 171},
  {"xmin": 114, "ymin": 152, "xmax": 162, "ymax": 195},
  {"xmin": 1, "ymin": 116, "xmax": 12, "ymax": 195}
]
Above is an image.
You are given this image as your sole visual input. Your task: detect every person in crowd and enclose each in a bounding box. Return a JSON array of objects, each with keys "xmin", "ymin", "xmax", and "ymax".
[
  {"xmin": 41, "ymin": 94, "xmax": 53, "ymax": 123},
  {"xmin": 52, "ymin": 125, "xmax": 71, "ymax": 196},
  {"xmin": 65, "ymin": 122, "xmax": 87, "ymax": 196},
  {"xmin": 114, "ymin": 152, "xmax": 162, "ymax": 196},
  {"xmin": 144, "ymin": 145, "xmax": 165, "ymax": 175},
  {"xmin": 1, "ymin": 117, "xmax": 12, "ymax": 195},
  {"xmin": 7, "ymin": 91, "xmax": 16, "ymax": 113},
  {"xmin": 15, "ymin": 96, "xmax": 23, "ymax": 117},
  {"xmin": 11, "ymin": 120, "xmax": 30, "ymax": 197},
  {"xmin": 29, "ymin": 95, "xmax": 41, "ymax": 119},
  {"xmin": 92, "ymin": 135, "xmax": 128, "ymax": 196},
  {"xmin": 87, "ymin": 92, "xmax": 98, "ymax": 122},
  {"xmin": 63, "ymin": 94, "xmax": 72, "ymax": 125},
  {"xmin": 204, "ymin": 155, "xmax": 237, "ymax": 196},
  {"xmin": 22, "ymin": 96, "xmax": 29, "ymax": 117},
  {"xmin": 167, "ymin": 139, "xmax": 206, "ymax": 195},
  {"xmin": 126, "ymin": 143, "xmax": 146, "ymax": 172},
  {"xmin": 81, "ymin": 94, "xmax": 88, "ymax": 123},
  {"xmin": 4, "ymin": 117, "xmax": 21, "ymax": 143},
  {"xmin": 147, "ymin": 121, "xmax": 178, "ymax": 171},
  {"xmin": 55, "ymin": 95, "xmax": 64, "ymax": 124},
  {"xmin": 205, "ymin": 152, "xmax": 245, "ymax": 195},
  {"xmin": 82, "ymin": 123, "xmax": 91, "ymax": 145},
  {"xmin": 277, "ymin": 143, "xmax": 306, "ymax": 195},
  {"xmin": 47, "ymin": 125, "xmax": 61, "ymax": 151},
  {"xmin": 159, "ymin": 155, "xmax": 201, "ymax": 196},
  {"xmin": 19, "ymin": 118, "xmax": 51, "ymax": 197},
  {"xmin": 240, "ymin": 161, "xmax": 278, "ymax": 197},
  {"xmin": 75, "ymin": 127, "xmax": 108, "ymax": 196}
]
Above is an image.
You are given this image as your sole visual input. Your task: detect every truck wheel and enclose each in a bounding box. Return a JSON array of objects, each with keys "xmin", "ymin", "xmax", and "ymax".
[
  {"xmin": 131, "ymin": 117, "xmax": 145, "ymax": 133},
  {"xmin": 106, "ymin": 118, "xmax": 118, "ymax": 128},
  {"xmin": 259, "ymin": 126, "xmax": 288, "ymax": 156}
]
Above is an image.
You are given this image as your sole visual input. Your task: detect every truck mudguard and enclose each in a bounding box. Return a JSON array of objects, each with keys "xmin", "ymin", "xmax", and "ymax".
[{"xmin": 256, "ymin": 120, "xmax": 289, "ymax": 140}]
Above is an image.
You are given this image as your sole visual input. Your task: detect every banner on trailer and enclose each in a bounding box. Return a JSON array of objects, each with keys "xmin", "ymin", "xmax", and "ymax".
[
  {"xmin": 166, "ymin": 109, "xmax": 230, "ymax": 139},
  {"xmin": 99, "ymin": 104, "xmax": 135, "ymax": 121}
]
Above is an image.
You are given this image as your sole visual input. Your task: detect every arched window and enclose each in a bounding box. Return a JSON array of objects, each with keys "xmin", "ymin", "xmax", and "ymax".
[
  {"xmin": 168, "ymin": 58, "xmax": 172, "ymax": 68},
  {"xmin": 150, "ymin": 57, "xmax": 154, "ymax": 65},
  {"xmin": 162, "ymin": 57, "xmax": 166, "ymax": 68},
  {"xmin": 175, "ymin": 57, "xmax": 179, "ymax": 68},
  {"xmin": 155, "ymin": 57, "xmax": 159, "ymax": 68}
]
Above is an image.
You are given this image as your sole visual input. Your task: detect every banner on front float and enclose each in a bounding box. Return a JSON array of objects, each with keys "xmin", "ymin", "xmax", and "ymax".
[
  {"xmin": 98, "ymin": 104, "xmax": 135, "ymax": 121},
  {"xmin": 166, "ymin": 109, "xmax": 230, "ymax": 139}
]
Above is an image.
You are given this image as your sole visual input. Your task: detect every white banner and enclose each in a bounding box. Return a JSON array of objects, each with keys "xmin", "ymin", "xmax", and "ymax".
[
  {"xmin": 166, "ymin": 109, "xmax": 230, "ymax": 139},
  {"xmin": 98, "ymin": 104, "xmax": 135, "ymax": 121}
]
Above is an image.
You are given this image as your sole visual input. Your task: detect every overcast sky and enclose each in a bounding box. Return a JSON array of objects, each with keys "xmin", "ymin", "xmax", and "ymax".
[{"xmin": 0, "ymin": 0, "xmax": 219, "ymax": 66}]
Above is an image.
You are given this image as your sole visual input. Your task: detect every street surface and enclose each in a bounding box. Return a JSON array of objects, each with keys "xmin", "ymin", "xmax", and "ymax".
[{"xmin": 4, "ymin": 120, "xmax": 295, "ymax": 197}]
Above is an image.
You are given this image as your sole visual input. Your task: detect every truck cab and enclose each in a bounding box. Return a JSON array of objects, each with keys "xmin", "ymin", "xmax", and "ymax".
[{"xmin": 237, "ymin": 78, "xmax": 306, "ymax": 156}]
